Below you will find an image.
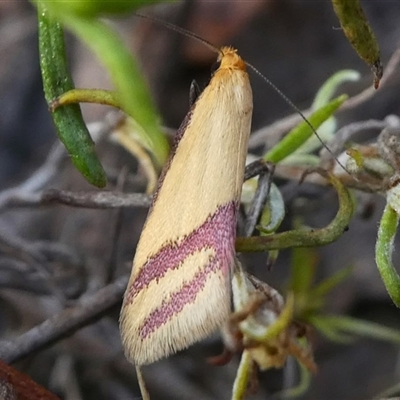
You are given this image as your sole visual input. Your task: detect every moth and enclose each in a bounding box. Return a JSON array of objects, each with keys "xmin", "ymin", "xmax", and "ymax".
[{"xmin": 120, "ymin": 45, "xmax": 253, "ymax": 366}]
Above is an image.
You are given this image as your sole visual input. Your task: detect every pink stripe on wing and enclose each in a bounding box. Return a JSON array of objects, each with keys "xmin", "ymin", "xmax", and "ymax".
[
  {"xmin": 139, "ymin": 254, "xmax": 220, "ymax": 338},
  {"xmin": 124, "ymin": 201, "xmax": 237, "ymax": 304}
]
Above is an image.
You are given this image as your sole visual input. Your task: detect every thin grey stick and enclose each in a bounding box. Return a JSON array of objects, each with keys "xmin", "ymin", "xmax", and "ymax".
[
  {"xmin": 244, "ymin": 166, "xmax": 274, "ymax": 237},
  {"xmin": 0, "ymin": 143, "xmax": 66, "ymax": 210},
  {"xmin": 0, "ymin": 116, "xmax": 119, "ymax": 211},
  {"xmin": 0, "ymin": 274, "xmax": 129, "ymax": 364},
  {"xmin": 1, "ymin": 190, "xmax": 152, "ymax": 210},
  {"xmin": 42, "ymin": 190, "xmax": 152, "ymax": 209}
]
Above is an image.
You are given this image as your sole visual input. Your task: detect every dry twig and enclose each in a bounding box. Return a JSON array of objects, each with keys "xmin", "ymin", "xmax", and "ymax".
[{"xmin": 0, "ymin": 274, "xmax": 128, "ymax": 364}]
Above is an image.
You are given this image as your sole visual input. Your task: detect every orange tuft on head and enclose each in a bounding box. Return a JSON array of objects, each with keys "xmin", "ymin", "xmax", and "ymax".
[{"xmin": 218, "ymin": 46, "xmax": 246, "ymax": 71}]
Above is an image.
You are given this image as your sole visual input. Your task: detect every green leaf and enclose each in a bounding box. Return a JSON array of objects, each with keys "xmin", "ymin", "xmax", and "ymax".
[
  {"xmin": 39, "ymin": 0, "xmax": 172, "ymax": 17},
  {"xmin": 288, "ymin": 118, "xmax": 336, "ymax": 156},
  {"xmin": 38, "ymin": 6, "xmax": 107, "ymax": 187},
  {"xmin": 312, "ymin": 70, "xmax": 360, "ymax": 110},
  {"xmin": 264, "ymin": 95, "xmax": 347, "ymax": 164},
  {"xmin": 311, "ymin": 265, "xmax": 353, "ymax": 298},
  {"xmin": 309, "ymin": 315, "xmax": 356, "ymax": 343},
  {"xmin": 315, "ymin": 315, "xmax": 400, "ymax": 344},
  {"xmin": 34, "ymin": 0, "xmax": 170, "ymax": 167},
  {"xmin": 257, "ymin": 183, "xmax": 285, "ymax": 233},
  {"xmin": 288, "ymin": 70, "xmax": 359, "ymax": 156},
  {"xmin": 279, "ymin": 154, "xmax": 321, "ymax": 166},
  {"xmin": 61, "ymin": 14, "xmax": 169, "ymax": 167}
]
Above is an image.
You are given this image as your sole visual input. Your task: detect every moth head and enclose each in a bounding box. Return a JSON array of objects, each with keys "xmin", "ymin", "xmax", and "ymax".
[{"xmin": 217, "ymin": 47, "xmax": 247, "ymax": 72}]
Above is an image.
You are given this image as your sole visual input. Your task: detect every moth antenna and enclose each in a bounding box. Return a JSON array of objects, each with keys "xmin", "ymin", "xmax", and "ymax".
[
  {"xmin": 134, "ymin": 12, "xmax": 220, "ymax": 56},
  {"xmin": 135, "ymin": 13, "xmax": 349, "ymax": 175},
  {"xmin": 246, "ymin": 62, "xmax": 351, "ymax": 175}
]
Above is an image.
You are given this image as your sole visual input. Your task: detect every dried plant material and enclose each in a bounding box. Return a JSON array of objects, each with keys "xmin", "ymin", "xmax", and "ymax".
[
  {"xmin": 331, "ymin": 0, "xmax": 383, "ymax": 88},
  {"xmin": 226, "ymin": 261, "xmax": 316, "ymax": 399},
  {"xmin": 0, "ymin": 359, "xmax": 60, "ymax": 400}
]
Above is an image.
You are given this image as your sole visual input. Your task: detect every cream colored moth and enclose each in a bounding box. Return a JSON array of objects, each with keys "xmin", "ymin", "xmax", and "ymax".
[{"xmin": 120, "ymin": 44, "xmax": 253, "ymax": 366}]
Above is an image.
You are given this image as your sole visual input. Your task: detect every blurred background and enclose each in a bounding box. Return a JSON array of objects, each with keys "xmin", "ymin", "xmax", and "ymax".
[{"xmin": 1, "ymin": 0, "xmax": 400, "ymax": 399}]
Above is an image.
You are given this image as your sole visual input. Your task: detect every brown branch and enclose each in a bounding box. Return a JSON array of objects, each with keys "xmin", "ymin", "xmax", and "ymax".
[
  {"xmin": 0, "ymin": 274, "xmax": 129, "ymax": 364},
  {"xmin": 0, "ymin": 358, "xmax": 61, "ymax": 400}
]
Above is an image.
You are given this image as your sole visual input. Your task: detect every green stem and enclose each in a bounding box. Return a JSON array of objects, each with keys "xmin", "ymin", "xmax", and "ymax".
[
  {"xmin": 236, "ymin": 171, "xmax": 353, "ymax": 252},
  {"xmin": 375, "ymin": 203, "xmax": 400, "ymax": 307},
  {"xmin": 50, "ymin": 89, "xmax": 121, "ymax": 111},
  {"xmin": 231, "ymin": 351, "xmax": 253, "ymax": 400}
]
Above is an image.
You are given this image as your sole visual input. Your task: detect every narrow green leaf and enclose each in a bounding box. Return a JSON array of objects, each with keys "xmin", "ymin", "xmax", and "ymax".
[
  {"xmin": 34, "ymin": 0, "xmax": 170, "ymax": 167},
  {"xmin": 38, "ymin": 6, "xmax": 107, "ymax": 187},
  {"xmin": 39, "ymin": 0, "xmax": 171, "ymax": 17},
  {"xmin": 264, "ymin": 95, "xmax": 347, "ymax": 164},
  {"xmin": 311, "ymin": 265, "xmax": 353, "ymax": 298},
  {"xmin": 289, "ymin": 119, "xmax": 336, "ymax": 156},
  {"xmin": 312, "ymin": 70, "xmax": 360, "ymax": 110},
  {"xmin": 56, "ymin": 14, "xmax": 169, "ymax": 167},
  {"xmin": 279, "ymin": 154, "xmax": 321, "ymax": 166},
  {"xmin": 316, "ymin": 315, "xmax": 400, "ymax": 344},
  {"xmin": 293, "ymin": 70, "xmax": 359, "ymax": 155},
  {"xmin": 309, "ymin": 316, "xmax": 356, "ymax": 343}
]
